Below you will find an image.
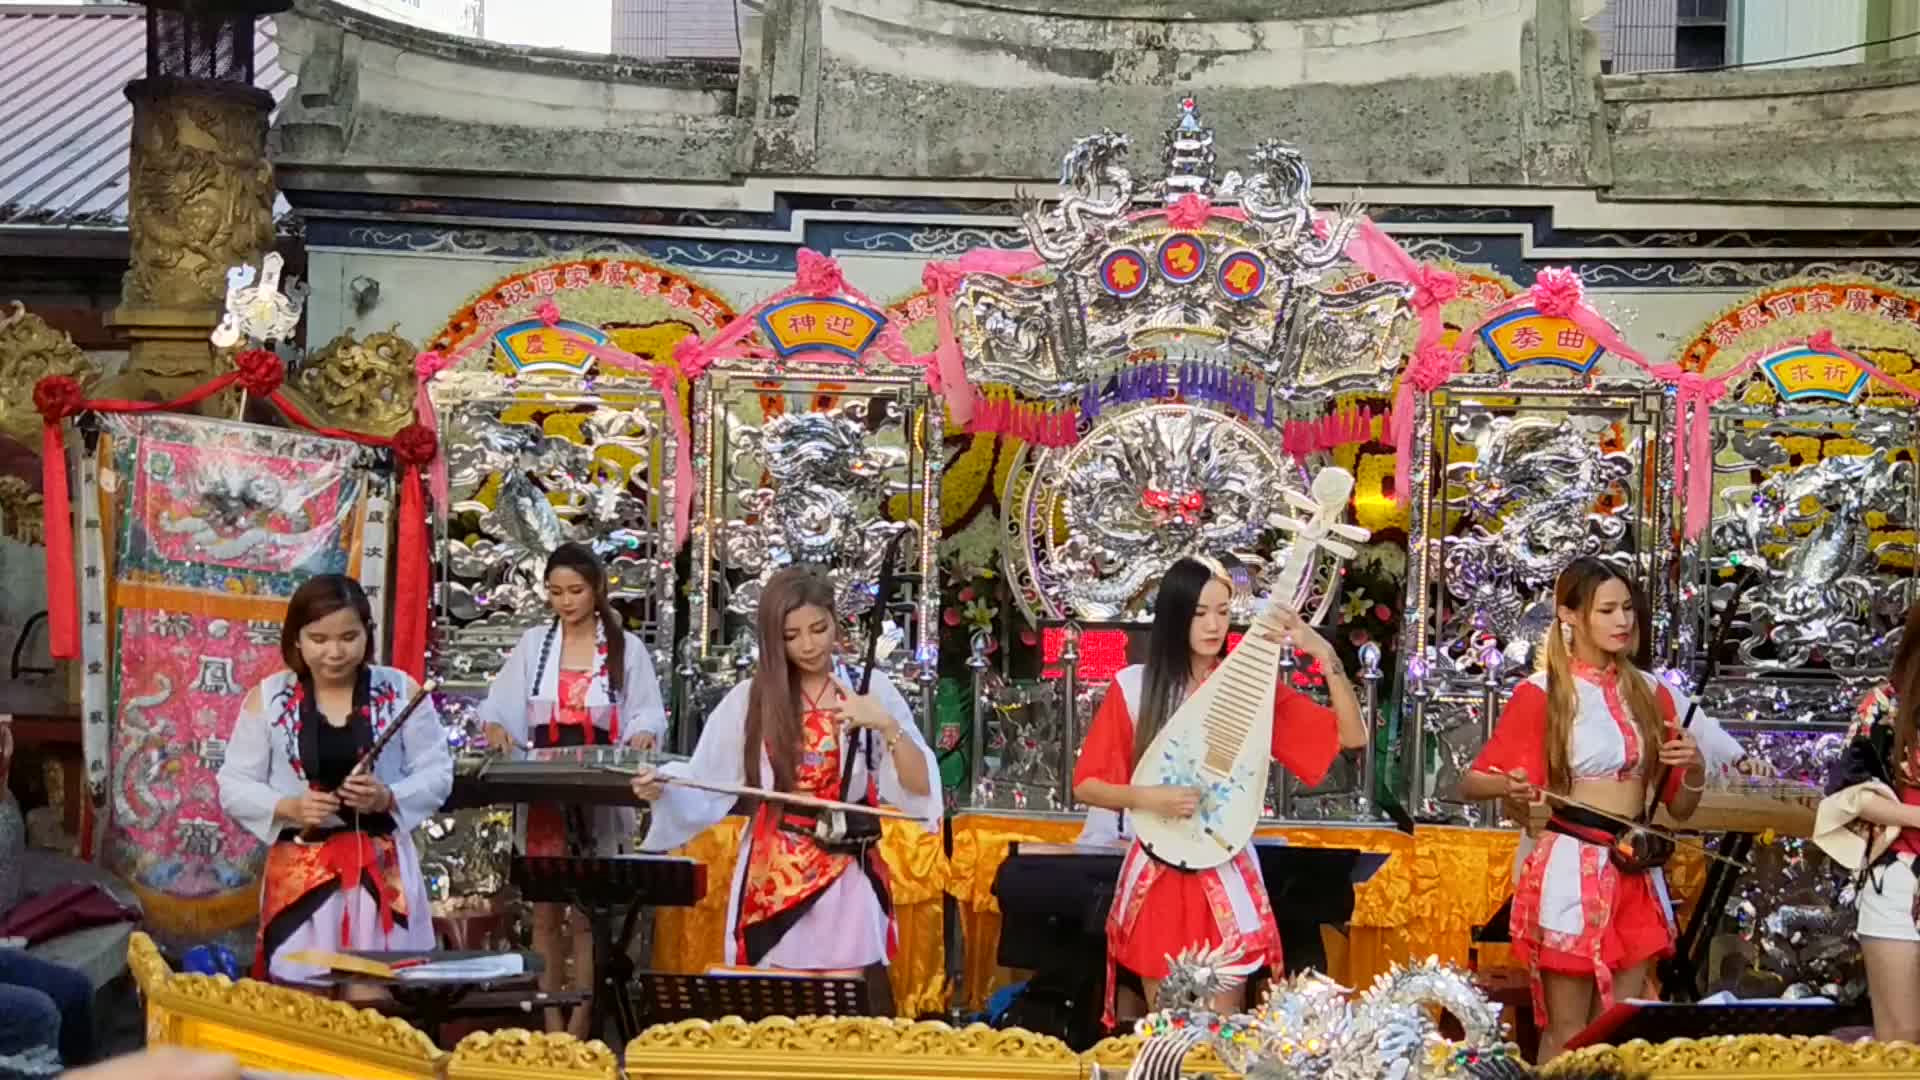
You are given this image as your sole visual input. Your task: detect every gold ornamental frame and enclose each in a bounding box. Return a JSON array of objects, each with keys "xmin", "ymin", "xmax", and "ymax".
[
  {"xmin": 132, "ymin": 932, "xmax": 447, "ymax": 1078},
  {"xmin": 623, "ymin": 1016, "xmax": 1079, "ymax": 1080}
]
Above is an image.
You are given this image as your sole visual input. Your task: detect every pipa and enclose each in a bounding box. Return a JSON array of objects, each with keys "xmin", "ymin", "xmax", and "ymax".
[{"xmin": 1129, "ymin": 467, "xmax": 1368, "ymax": 870}]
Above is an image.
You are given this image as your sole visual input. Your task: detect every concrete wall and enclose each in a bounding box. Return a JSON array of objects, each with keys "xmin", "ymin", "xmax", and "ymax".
[{"xmin": 1601, "ymin": 55, "xmax": 1920, "ymax": 203}]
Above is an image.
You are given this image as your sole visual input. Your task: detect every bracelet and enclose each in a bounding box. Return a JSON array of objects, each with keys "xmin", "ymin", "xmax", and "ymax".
[
  {"xmin": 1680, "ymin": 770, "xmax": 1708, "ymax": 794},
  {"xmin": 886, "ymin": 726, "xmax": 905, "ymax": 752}
]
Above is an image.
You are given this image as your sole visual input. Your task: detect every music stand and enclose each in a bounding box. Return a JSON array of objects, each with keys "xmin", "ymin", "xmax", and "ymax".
[
  {"xmin": 1255, "ymin": 843, "xmax": 1391, "ymax": 975},
  {"xmin": 512, "ymin": 856, "xmax": 705, "ymax": 1044},
  {"xmin": 1564, "ymin": 999, "xmax": 1864, "ymax": 1051},
  {"xmin": 1475, "ymin": 897, "xmax": 1513, "ymax": 944},
  {"xmin": 634, "ymin": 971, "xmax": 871, "ymax": 1024}
]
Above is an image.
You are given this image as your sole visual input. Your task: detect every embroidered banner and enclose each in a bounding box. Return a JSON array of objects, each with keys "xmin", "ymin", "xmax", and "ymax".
[{"xmin": 95, "ymin": 414, "xmax": 374, "ymax": 943}]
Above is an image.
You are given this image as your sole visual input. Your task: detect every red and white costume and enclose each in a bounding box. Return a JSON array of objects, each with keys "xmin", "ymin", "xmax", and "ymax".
[
  {"xmin": 1472, "ymin": 660, "xmax": 1686, "ymax": 1024},
  {"xmin": 1072, "ymin": 662, "xmax": 1340, "ymax": 1025}
]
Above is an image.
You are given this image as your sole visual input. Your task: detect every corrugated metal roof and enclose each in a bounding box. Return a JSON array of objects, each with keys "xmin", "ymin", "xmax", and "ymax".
[{"xmin": 0, "ymin": 4, "xmax": 292, "ymax": 228}]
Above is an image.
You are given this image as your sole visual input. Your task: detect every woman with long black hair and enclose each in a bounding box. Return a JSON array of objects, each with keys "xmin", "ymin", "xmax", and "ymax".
[
  {"xmin": 1461, "ymin": 557, "xmax": 1704, "ymax": 1061},
  {"xmin": 1070, "ymin": 556, "xmax": 1368, "ymax": 1025},
  {"xmin": 629, "ymin": 566, "xmax": 939, "ymax": 1012},
  {"xmin": 479, "ymin": 541, "xmax": 666, "ymax": 1035}
]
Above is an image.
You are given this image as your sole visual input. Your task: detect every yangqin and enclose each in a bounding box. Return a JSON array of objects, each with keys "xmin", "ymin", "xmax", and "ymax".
[{"xmin": 1130, "ymin": 467, "xmax": 1369, "ymax": 870}]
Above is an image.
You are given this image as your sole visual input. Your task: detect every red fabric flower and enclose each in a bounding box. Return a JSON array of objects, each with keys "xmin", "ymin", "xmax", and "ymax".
[
  {"xmin": 1166, "ymin": 193, "xmax": 1213, "ymax": 230},
  {"xmin": 33, "ymin": 376, "xmax": 86, "ymax": 423},
  {"xmin": 1406, "ymin": 343, "xmax": 1462, "ymax": 393},
  {"xmin": 392, "ymin": 423, "xmax": 439, "ymax": 467},
  {"xmin": 921, "ymin": 261, "xmax": 964, "ymax": 295},
  {"xmin": 234, "ymin": 349, "xmax": 285, "ymax": 395},
  {"xmin": 1412, "ymin": 266, "xmax": 1461, "ymax": 309},
  {"xmin": 536, "ymin": 300, "xmax": 562, "ymax": 327},
  {"xmin": 1808, "ymin": 328, "xmax": 1837, "ymax": 353},
  {"xmin": 795, "ymin": 249, "xmax": 846, "ymax": 297}
]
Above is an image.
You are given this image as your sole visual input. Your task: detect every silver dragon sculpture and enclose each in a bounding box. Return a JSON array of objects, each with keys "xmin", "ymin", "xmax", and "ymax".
[{"xmin": 1118, "ymin": 945, "xmax": 1512, "ymax": 1080}]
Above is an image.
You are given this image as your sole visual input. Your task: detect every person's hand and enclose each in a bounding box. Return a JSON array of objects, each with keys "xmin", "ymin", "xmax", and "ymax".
[
  {"xmin": 290, "ymin": 787, "xmax": 341, "ymax": 828},
  {"xmin": 1737, "ymin": 754, "xmax": 1776, "ymax": 779},
  {"xmin": 1262, "ymin": 607, "xmax": 1336, "ymax": 666},
  {"xmin": 631, "ymin": 766, "xmax": 665, "ymax": 802},
  {"xmin": 628, "ymin": 730, "xmax": 658, "ymax": 752},
  {"xmin": 339, "ymin": 771, "xmax": 392, "ymax": 813},
  {"xmin": 830, "ymin": 676, "xmax": 900, "ymax": 741},
  {"xmin": 1501, "ymin": 769, "xmax": 1541, "ymax": 824},
  {"xmin": 1660, "ymin": 733, "xmax": 1704, "ymax": 770},
  {"xmin": 1136, "ymin": 785, "xmax": 1202, "ymax": 819},
  {"xmin": 483, "ymin": 722, "xmax": 514, "ymax": 753},
  {"xmin": 65, "ymin": 1049, "xmax": 240, "ymax": 1080}
]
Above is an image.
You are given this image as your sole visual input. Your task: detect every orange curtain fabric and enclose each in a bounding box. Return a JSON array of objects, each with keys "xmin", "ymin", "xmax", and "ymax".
[
  {"xmin": 944, "ymin": 815, "xmax": 1707, "ymax": 1009},
  {"xmin": 651, "ymin": 813, "xmax": 1710, "ymax": 1015}
]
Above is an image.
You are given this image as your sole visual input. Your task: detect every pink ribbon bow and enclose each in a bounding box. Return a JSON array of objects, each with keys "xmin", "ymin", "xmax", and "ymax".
[
  {"xmin": 412, "ymin": 350, "xmax": 457, "ymax": 513},
  {"xmin": 1651, "ymin": 365, "xmax": 1731, "ymax": 540},
  {"xmin": 1392, "ymin": 344, "xmax": 1463, "ymax": 504}
]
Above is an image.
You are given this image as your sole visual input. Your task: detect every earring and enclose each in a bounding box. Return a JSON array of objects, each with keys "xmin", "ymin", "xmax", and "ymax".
[{"xmin": 1560, "ymin": 622, "xmax": 1574, "ymax": 647}]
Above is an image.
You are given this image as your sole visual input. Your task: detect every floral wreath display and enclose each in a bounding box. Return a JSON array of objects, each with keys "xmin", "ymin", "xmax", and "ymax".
[{"xmin": 413, "ymin": 256, "xmax": 739, "ymax": 548}]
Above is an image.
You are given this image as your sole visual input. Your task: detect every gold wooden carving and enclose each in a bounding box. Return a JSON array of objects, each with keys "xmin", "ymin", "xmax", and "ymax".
[
  {"xmin": 129, "ymin": 932, "xmax": 447, "ymax": 1079},
  {"xmin": 624, "ymin": 1016, "xmax": 1080, "ymax": 1080},
  {"xmin": 447, "ymin": 1030, "xmax": 619, "ymax": 1080},
  {"xmin": 111, "ymin": 78, "xmax": 276, "ymax": 403},
  {"xmin": 281, "ymin": 327, "xmax": 420, "ymax": 438},
  {"xmin": 0, "ymin": 477, "xmax": 44, "ymax": 546},
  {"xmin": 0, "ymin": 301, "xmax": 99, "ymax": 447},
  {"xmin": 122, "ymin": 81, "xmax": 275, "ymax": 311},
  {"xmin": 1546, "ymin": 1034, "xmax": 1920, "ymax": 1079},
  {"xmin": 1084, "ymin": 1033, "xmax": 1236, "ymax": 1077}
]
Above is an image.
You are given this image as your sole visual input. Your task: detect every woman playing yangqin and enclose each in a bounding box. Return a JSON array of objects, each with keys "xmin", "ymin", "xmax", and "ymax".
[{"xmin": 479, "ymin": 542, "xmax": 666, "ymax": 1035}]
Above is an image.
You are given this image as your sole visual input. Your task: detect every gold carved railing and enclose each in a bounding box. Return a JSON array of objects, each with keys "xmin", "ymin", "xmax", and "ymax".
[
  {"xmin": 132, "ymin": 935, "xmax": 1916, "ymax": 1080},
  {"xmin": 131, "ymin": 932, "xmax": 446, "ymax": 1079},
  {"xmin": 622, "ymin": 1017, "xmax": 1081, "ymax": 1080},
  {"xmin": 1545, "ymin": 1035, "xmax": 1920, "ymax": 1079}
]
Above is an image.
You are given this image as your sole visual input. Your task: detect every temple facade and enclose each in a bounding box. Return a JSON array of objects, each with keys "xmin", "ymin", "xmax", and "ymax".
[{"xmin": 264, "ymin": 0, "xmax": 1920, "ymax": 357}]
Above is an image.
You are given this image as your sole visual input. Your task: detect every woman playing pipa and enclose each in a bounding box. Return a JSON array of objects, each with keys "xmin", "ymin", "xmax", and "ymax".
[
  {"xmin": 1071, "ymin": 555, "xmax": 1368, "ymax": 1027},
  {"xmin": 217, "ymin": 575, "xmax": 452, "ymax": 982}
]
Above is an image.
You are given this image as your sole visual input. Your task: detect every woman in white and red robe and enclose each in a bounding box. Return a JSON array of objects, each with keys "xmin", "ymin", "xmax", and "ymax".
[
  {"xmin": 218, "ymin": 576, "xmax": 451, "ymax": 984},
  {"xmin": 631, "ymin": 567, "xmax": 940, "ymax": 1013},
  {"xmin": 1071, "ymin": 556, "xmax": 1368, "ymax": 1026},
  {"xmin": 1462, "ymin": 557, "xmax": 1704, "ymax": 1062}
]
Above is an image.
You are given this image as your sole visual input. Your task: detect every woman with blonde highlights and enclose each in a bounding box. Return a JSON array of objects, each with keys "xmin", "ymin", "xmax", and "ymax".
[{"xmin": 1461, "ymin": 557, "xmax": 1703, "ymax": 1061}]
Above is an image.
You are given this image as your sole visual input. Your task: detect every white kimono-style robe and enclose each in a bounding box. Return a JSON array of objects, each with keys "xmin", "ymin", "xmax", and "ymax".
[
  {"xmin": 640, "ymin": 667, "xmax": 940, "ymax": 970},
  {"xmin": 218, "ymin": 665, "xmax": 453, "ymax": 982},
  {"xmin": 478, "ymin": 622, "xmax": 668, "ymax": 855}
]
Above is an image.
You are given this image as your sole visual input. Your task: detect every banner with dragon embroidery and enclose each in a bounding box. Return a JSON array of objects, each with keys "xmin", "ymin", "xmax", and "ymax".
[{"xmin": 98, "ymin": 414, "xmax": 370, "ymax": 943}]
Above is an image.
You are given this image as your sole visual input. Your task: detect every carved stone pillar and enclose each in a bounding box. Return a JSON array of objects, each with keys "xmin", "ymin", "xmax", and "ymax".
[{"xmin": 104, "ymin": 3, "xmax": 282, "ymax": 403}]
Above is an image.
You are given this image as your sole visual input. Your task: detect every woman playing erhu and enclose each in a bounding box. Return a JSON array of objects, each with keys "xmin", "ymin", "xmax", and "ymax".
[{"xmin": 1460, "ymin": 557, "xmax": 1704, "ymax": 1061}]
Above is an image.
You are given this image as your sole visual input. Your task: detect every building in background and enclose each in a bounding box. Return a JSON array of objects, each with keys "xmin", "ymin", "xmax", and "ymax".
[
  {"xmin": 609, "ymin": 0, "xmax": 742, "ymax": 59},
  {"xmin": 1592, "ymin": 0, "xmax": 1920, "ymax": 73},
  {"xmin": 334, "ymin": 0, "xmax": 478, "ymax": 37}
]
